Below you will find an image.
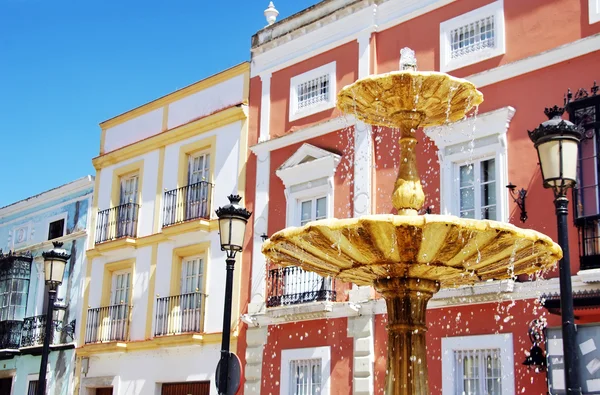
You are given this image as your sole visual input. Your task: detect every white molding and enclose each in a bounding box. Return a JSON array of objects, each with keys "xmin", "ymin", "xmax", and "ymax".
[
  {"xmin": 590, "ymin": 0, "xmax": 600, "ymax": 24},
  {"xmin": 280, "ymin": 346, "xmax": 331, "ymax": 395},
  {"xmin": 250, "ymin": 115, "xmax": 355, "ymax": 155},
  {"xmin": 289, "ymin": 62, "xmax": 337, "ymax": 122},
  {"xmin": 250, "ymin": 0, "xmax": 455, "ymax": 78},
  {"xmin": 259, "ymin": 72, "xmax": 272, "ymax": 142},
  {"xmin": 441, "ymin": 333, "xmax": 515, "ymax": 395},
  {"xmin": 439, "ymin": 0, "xmax": 505, "ymax": 72},
  {"xmin": 468, "ymin": 33, "xmax": 600, "ymax": 88},
  {"xmin": 578, "ymin": 268, "xmax": 600, "ymax": 282},
  {"xmin": 425, "ymin": 106, "xmax": 515, "ymax": 221},
  {"xmin": 0, "ymin": 176, "xmax": 94, "ymax": 217},
  {"xmin": 276, "ymin": 144, "xmax": 341, "ymax": 189}
]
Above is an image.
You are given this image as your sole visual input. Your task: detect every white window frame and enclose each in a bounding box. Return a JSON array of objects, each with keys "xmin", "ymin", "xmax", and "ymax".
[
  {"xmin": 275, "ymin": 144, "xmax": 341, "ymax": 227},
  {"xmin": 441, "ymin": 333, "xmax": 514, "ymax": 395},
  {"xmin": 280, "ymin": 346, "xmax": 331, "ymax": 395},
  {"xmin": 454, "ymin": 156, "xmax": 498, "ymax": 220},
  {"xmin": 439, "ymin": 0, "xmax": 506, "ymax": 72},
  {"xmin": 26, "ymin": 374, "xmax": 39, "ymax": 395},
  {"xmin": 591, "ymin": 0, "xmax": 600, "ymax": 24},
  {"xmin": 111, "ymin": 269, "xmax": 132, "ymax": 305},
  {"xmin": 298, "ymin": 196, "xmax": 328, "ymax": 226},
  {"xmin": 424, "ymin": 106, "xmax": 515, "ymax": 223},
  {"xmin": 289, "ymin": 62, "xmax": 337, "ymax": 122},
  {"xmin": 181, "ymin": 255, "xmax": 204, "ymax": 294},
  {"xmin": 46, "ymin": 212, "xmax": 68, "ymax": 241}
]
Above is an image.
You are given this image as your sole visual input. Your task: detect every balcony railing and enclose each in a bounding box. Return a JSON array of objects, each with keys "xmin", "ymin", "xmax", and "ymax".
[
  {"xmin": 21, "ymin": 315, "xmax": 50, "ymax": 348},
  {"xmin": 85, "ymin": 305, "xmax": 130, "ymax": 344},
  {"xmin": 267, "ymin": 266, "xmax": 336, "ymax": 308},
  {"xmin": 95, "ymin": 203, "xmax": 140, "ymax": 244},
  {"xmin": 0, "ymin": 321, "xmax": 23, "ymax": 349},
  {"xmin": 163, "ymin": 181, "xmax": 213, "ymax": 227},
  {"xmin": 155, "ymin": 292, "xmax": 205, "ymax": 336}
]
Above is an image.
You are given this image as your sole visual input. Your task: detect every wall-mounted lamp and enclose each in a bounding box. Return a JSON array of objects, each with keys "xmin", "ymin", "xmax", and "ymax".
[
  {"xmin": 506, "ymin": 182, "xmax": 528, "ymax": 222},
  {"xmin": 523, "ymin": 319, "xmax": 547, "ymax": 372}
]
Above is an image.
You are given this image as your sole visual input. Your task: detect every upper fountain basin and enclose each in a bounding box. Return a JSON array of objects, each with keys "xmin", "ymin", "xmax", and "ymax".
[
  {"xmin": 262, "ymin": 214, "xmax": 562, "ymax": 289},
  {"xmin": 337, "ymin": 71, "xmax": 484, "ymax": 129}
]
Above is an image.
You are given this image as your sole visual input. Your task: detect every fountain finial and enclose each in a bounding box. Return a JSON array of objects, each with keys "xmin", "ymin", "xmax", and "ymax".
[{"xmin": 400, "ymin": 47, "xmax": 417, "ymax": 71}]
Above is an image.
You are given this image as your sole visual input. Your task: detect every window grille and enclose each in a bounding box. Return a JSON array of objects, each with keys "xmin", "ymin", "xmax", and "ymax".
[
  {"xmin": 290, "ymin": 358, "xmax": 322, "ymax": 395},
  {"xmin": 450, "ymin": 16, "xmax": 495, "ymax": 59},
  {"xmin": 297, "ymin": 75, "xmax": 330, "ymax": 111},
  {"xmin": 27, "ymin": 380, "xmax": 39, "ymax": 395},
  {"xmin": 454, "ymin": 349, "xmax": 502, "ymax": 395}
]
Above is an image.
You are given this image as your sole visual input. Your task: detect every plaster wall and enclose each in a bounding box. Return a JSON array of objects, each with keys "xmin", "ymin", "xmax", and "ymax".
[
  {"xmin": 82, "ymin": 344, "xmax": 221, "ymax": 395},
  {"xmin": 103, "ymin": 108, "xmax": 163, "ymax": 154},
  {"xmin": 167, "ymin": 74, "xmax": 246, "ymax": 130}
]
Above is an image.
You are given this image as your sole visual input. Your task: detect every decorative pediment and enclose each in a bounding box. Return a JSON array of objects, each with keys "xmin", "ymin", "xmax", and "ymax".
[{"xmin": 276, "ymin": 144, "xmax": 341, "ymax": 188}]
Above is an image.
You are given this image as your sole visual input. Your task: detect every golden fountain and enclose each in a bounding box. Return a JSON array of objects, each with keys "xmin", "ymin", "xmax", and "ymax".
[{"xmin": 262, "ymin": 48, "xmax": 562, "ymax": 394}]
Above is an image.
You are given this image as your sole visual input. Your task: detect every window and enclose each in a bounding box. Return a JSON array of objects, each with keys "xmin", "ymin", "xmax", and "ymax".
[
  {"xmin": 290, "ymin": 359, "xmax": 322, "ymax": 395},
  {"xmin": 27, "ymin": 380, "xmax": 39, "ymax": 395},
  {"xmin": 188, "ymin": 153, "xmax": 210, "ymax": 185},
  {"xmin": 289, "ymin": 62, "xmax": 336, "ymax": 121},
  {"xmin": 111, "ymin": 270, "xmax": 131, "ymax": 305},
  {"xmin": 119, "ymin": 174, "xmax": 139, "ymax": 205},
  {"xmin": 299, "ymin": 197, "xmax": 327, "ymax": 226},
  {"xmin": 181, "ymin": 257, "xmax": 203, "ymax": 294},
  {"xmin": 276, "ymin": 144, "xmax": 340, "ymax": 227},
  {"xmin": 48, "ymin": 219, "xmax": 65, "ymax": 240},
  {"xmin": 590, "ymin": 0, "xmax": 600, "ymax": 24},
  {"xmin": 0, "ymin": 256, "xmax": 31, "ymax": 321},
  {"xmin": 186, "ymin": 153, "xmax": 210, "ymax": 220},
  {"xmin": 453, "ymin": 349, "xmax": 502, "ymax": 394},
  {"xmin": 281, "ymin": 347, "xmax": 330, "ymax": 395},
  {"xmin": 440, "ymin": 1, "xmax": 505, "ymax": 72},
  {"xmin": 458, "ymin": 158, "xmax": 497, "ymax": 220},
  {"xmin": 424, "ymin": 106, "xmax": 514, "ymax": 222},
  {"xmin": 441, "ymin": 334, "xmax": 514, "ymax": 395}
]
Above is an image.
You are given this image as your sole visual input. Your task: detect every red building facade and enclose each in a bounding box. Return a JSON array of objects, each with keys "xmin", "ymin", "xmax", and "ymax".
[{"xmin": 238, "ymin": 0, "xmax": 600, "ymax": 394}]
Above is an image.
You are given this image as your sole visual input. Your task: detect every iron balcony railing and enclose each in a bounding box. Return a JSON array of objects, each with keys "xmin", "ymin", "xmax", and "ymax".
[
  {"xmin": 267, "ymin": 266, "xmax": 336, "ymax": 308},
  {"xmin": 21, "ymin": 315, "xmax": 51, "ymax": 348},
  {"xmin": 155, "ymin": 292, "xmax": 205, "ymax": 336},
  {"xmin": 95, "ymin": 203, "xmax": 140, "ymax": 243},
  {"xmin": 0, "ymin": 321, "xmax": 23, "ymax": 349},
  {"xmin": 85, "ymin": 305, "xmax": 130, "ymax": 344},
  {"xmin": 163, "ymin": 181, "xmax": 213, "ymax": 227}
]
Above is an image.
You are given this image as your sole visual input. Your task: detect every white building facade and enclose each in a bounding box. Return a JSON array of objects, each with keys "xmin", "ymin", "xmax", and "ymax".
[{"xmin": 77, "ymin": 63, "xmax": 250, "ymax": 395}]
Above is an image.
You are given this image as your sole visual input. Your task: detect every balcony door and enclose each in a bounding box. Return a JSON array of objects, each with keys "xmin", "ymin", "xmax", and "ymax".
[
  {"xmin": 186, "ymin": 153, "xmax": 210, "ymax": 220},
  {"xmin": 108, "ymin": 270, "xmax": 130, "ymax": 339},
  {"xmin": 178, "ymin": 257, "xmax": 203, "ymax": 333},
  {"xmin": 117, "ymin": 174, "xmax": 138, "ymax": 238}
]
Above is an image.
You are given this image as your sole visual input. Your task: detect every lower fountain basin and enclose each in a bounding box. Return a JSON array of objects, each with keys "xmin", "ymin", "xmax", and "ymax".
[{"xmin": 262, "ymin": 214, "xmax": 562, "ymax": 288}]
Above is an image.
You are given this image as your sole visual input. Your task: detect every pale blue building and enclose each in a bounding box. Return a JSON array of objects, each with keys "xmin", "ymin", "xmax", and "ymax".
[{"xmin": 0, "ymin": 176, "xmax": 94, "ymax": 394}]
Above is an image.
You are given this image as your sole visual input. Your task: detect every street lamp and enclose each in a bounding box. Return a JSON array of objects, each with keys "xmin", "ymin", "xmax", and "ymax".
[
  {"xmin": 215, "ymin": 195, "xmax": 251, "ymax": 395},
  {"xmin": 529, "ymin": 105, "xmax": 583, "ymax": 395},
  {"xmin": 38, "ymin": 241, "xmax": 70, "ymax": 395}
]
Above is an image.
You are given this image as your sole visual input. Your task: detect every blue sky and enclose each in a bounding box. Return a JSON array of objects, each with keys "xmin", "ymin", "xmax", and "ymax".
[{"xmin": 0, "ymin": 0, "xmax": 317, "ymax": 207}]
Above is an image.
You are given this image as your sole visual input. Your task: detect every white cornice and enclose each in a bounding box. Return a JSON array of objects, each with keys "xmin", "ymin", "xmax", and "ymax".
[
  {"xmin": 424, "ymin": 106, "xmax": 516, "ymax": 149},
  {"xmin": 0, "ymin": 176, "xmax": 94, "ymax": 218},
  {"xmin": 13, "ymin": 230, "xmax": 87, "ymax": 255},
  {"xmin": 250, "ymin": 115, "xmax": 355, "ymax": 155},
  {"xmin": 467, "ymin": 33, "xmax": 600, "ymax": 88}
]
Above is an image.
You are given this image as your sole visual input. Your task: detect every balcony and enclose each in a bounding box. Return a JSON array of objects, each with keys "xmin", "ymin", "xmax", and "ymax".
[
  {"xmin": 267, "ymin": 266, "xmax": 336, "ymax": 308},
  {"xmin": 163, "ymin": 182, "xmax": 212, "ymax": 227},
  {"xmin": 95, "ymin": 203, "xmax": 140, "ymax": 244},
  {"xmin": 20, "ymin": 315, "xmax": 49, "ymax": 348},
  {"xmin": 155, "ymin": 292, "xmax": 205, "ymax": 336},
  {"xmin": 0, "ymin": 321, "xmax": 23, "ymax": 350},
  {"xmin": 85, "ymin": 305, "xmax": 130, "ymax": 344}
]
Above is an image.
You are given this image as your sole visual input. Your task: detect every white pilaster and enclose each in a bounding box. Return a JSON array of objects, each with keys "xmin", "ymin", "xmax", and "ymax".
[
  {"xmin": 249, "ymin": 73, "xmax": 273, "ymax": 314},
  {"xmin": 348, "ymin": 315, "xmax": 375, "ymax": 395},
  {"xmin": 353, "ymin": 31, "xmax": 373, "ymax": 218},
  {"xmin": 259, "ymin": 72, "xmax": 272, "ymax": 143},
  {"xmin": 244, "ymin": 326, "xmax": 268, "ymax": 394}
]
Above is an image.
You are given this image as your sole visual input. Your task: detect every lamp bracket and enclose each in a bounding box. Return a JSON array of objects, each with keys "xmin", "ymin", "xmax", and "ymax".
[{"xmin": 506, "ymin": 183, "xmax": 528, "ymax": 222}]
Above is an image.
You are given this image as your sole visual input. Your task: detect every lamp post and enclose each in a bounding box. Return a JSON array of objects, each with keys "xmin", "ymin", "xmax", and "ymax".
[
  {"xmin": 215, "ymin": 195, "xmax": 251, "ymax": 395},
  {"xmin": 529, "ymin": 106, "xmax": 583, "ymax": 395},
  {"xmin": 38, "ymin": 242, "xmax": 70, "ymax": 395}
]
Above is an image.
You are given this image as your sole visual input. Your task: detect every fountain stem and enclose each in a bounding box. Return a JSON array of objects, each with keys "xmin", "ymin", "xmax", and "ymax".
[
  {"xmin": 392, "ymin": 118, "xmax": 425, "ymax": 215},
  {"xmin": 374, "ymin": 278, "xmax": 440, "ymax": 395}
]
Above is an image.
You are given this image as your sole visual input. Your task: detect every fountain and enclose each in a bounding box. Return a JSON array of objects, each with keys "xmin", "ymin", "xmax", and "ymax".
[{"xmin": 262, "ymin": 48, "xmax": 562, "ymax": 394}]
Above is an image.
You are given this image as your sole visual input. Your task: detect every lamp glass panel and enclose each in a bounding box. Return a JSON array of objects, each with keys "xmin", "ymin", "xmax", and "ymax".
[
  {"xmin": 45, "ymin": 259, "xmax": 66, "ymax": 284},
  {"xmin": 53, "ymin": 307, "xmax": 66, "ymax": 322},
  {"xmin": 229, "ymin": 217, "xmax": 248, "ymax": 250},
  {"xmin": 219, "ymin": 217, "xmax": 231, "ymax": 249},
  {"xmin": 537, "ymin": 140, "xmax": 561, "ymax": 185},
  {"xmin": 560, "ymin": 139, "xmax": 579, "ymax": 182}
]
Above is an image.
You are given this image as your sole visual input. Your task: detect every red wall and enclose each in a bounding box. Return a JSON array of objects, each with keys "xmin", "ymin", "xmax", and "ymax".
[{"xmin": 261, "ymin": 318, "xmax": 354, "ymax": 394}]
